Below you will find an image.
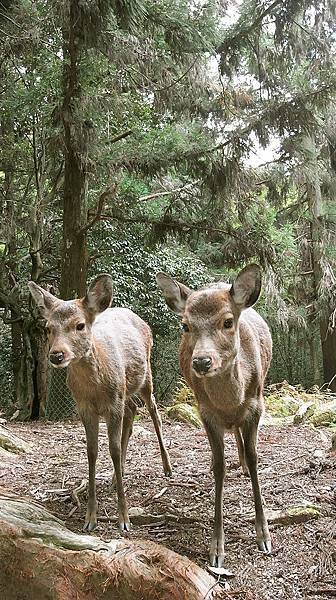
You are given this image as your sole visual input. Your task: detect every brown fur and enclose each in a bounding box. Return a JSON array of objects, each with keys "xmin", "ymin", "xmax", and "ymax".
[
  {"xmin": 29, "ymin": 275, "xmax": 172, "ymax": 532},
  {"xmin": 156, "ymin": 265, "xmax": 272, "ymax": 566}
]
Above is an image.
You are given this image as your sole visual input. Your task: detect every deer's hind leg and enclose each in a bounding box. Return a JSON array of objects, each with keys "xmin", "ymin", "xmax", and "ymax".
[
  {"xmin": 106, "ymin": 396, "xmax": 130, "ymax": 532},
  {"xmin": 139, "ymin": 373, "xmax": 172, "ymax": 477},
  {"xmin": 242, "ymin": 413, "xmax": 271, "ymax": 553},
  {"xmin": 234, "ymin": 426, "xmax": 249, "ymax": 476}
]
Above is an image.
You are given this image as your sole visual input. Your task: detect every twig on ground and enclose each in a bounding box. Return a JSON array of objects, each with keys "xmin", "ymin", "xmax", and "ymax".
[{"xmin": 72, "ymin": 479, "xmax": 87, "ymax": 508}]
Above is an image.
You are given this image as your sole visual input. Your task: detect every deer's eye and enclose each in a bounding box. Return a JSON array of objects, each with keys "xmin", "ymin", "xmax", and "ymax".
[
  {"xmin": 181, "ymin": 322, "xmax": 189, "ymax": 333},
  {"xmin": 223, "ymin": 319, "xmax": 233, "ymax": 329},
  {"xmin": 76, "ymin": 323, "xmax": 85, "ymax": 331}
]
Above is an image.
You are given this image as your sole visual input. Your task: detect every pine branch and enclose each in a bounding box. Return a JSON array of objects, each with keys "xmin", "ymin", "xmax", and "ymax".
[
  {"xmin": 210, "ymin": 82, "xmax": 336, "ymax": 154},
  {"xmin": 217, "ymin": 0, "xmax": 283, "ymax": 53},
  {"xmin": 98, "ymin": 213, "xmax": 240, "ymax": 240}
]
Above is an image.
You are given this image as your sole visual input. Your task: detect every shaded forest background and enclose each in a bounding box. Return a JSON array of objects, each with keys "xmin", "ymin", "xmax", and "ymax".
[{"xmin": 1, "ymin": 0, "xmax": 336, "ymax": 419}]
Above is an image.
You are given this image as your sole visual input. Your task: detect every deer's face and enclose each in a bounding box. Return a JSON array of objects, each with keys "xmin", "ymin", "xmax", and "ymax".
[
  {"xmin": 28, "ymin": 274, "xmax": 113, "ymax": 369},
  {"xmin": 181, "ymin": 286, "xmax": 240, "ymax": 377},
  {"xmin": 45, "ymin": 300, "xmax": 93, "ymax": 368},
  {"xmin": 156, "ymin": 264, "xmax": 262, "ymax": 379}
]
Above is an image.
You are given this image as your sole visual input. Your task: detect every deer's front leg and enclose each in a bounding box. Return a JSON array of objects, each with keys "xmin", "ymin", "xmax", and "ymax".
[
  {"xmin": 203, "ymin": 417, "xmax": 225, "ymax": 567},
  {"xmin": 81, "ymin": 412, "xmax": 99, "ymax": 532},
  {"xmin": 106, "ymin": 401, "xmax": 130, "ymax": 532},
  {"xmin": 242, "ymin": 415, "xmax": 271, "ymax": 553}
]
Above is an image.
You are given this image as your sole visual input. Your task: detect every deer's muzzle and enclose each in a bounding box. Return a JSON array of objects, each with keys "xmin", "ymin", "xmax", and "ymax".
[
  {"xmin": 49, "ymin": 351, "xmax": 65, "ymax": 366},
  {"xmin": 192, "ymin": 356, "xmax": 212, "ymax": 375}
]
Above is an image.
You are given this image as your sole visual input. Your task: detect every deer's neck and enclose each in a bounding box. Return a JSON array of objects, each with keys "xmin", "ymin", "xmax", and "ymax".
[{"xmin": 68, "ymin": 340, "xmax": 106, "ymax": 388}]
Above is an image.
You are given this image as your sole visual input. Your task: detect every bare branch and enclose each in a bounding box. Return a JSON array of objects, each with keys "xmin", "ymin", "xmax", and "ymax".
[
  {"xmin": 79, "ymin": 185, "xmax": 117, "ymax": 235},
  {"xmin": 139, "ymin": 181, "xmax": 200, "ymax": 202}
]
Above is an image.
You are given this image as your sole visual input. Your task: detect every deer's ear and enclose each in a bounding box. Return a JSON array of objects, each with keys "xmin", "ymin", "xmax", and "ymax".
[
  {"xmin": 156, "ymin": 272, "xmax": 191, "ymax": 316},
  {"xmin": 28, "ymin": 282, "xmax": 58, "ymax": 316},
  {"xmin": 83, "ymin": 274, "xmax": 113, "ymax": 314},
  {"xmin": 230, "ymin": 264, "xmax": 261, "ymax": 309}
]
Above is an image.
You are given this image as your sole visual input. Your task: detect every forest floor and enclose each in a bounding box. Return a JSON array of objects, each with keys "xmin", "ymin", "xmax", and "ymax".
[{"xmin": 1, "ymin": 414, "xmax": 335, "ymax": 600}]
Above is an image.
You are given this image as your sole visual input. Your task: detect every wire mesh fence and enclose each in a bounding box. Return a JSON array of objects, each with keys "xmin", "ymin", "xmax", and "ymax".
[{"xmin": 46, "ymin": 368, "xmax": 77, "ymax": 420}]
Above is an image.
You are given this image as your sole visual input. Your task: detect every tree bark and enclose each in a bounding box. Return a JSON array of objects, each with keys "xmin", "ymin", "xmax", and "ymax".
[
  {"xmin": 13, "ymin": 319, "xmax": 48, "ymax": 420},
  {"xmin": 0, "ymin": 491, "xmax": 223, "ymax": 600},
  {"xmin": 0, "ymin": 156, "xmax": 49, "ymax": 418},
  {"xmin": 305, "ymin": 135, "xmax": 336, "ymax": 392},
  {"xmin": 59, "ymin": 1, "xmax": 89, "ymax": 300},
  {"xmin": 319, "ymin": 316, "xmax": 336, "ymax": 389}
]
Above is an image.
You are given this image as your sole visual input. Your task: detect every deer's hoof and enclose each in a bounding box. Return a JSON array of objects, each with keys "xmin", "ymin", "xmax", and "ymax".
[
  {"xmin": 164, "ymin": 465, "xmax": 173, "ymax": 477},
  {"xmin": 83, "ymin": 520, "xmax": 97, "ymax": 532},
  {"xmin": 119, "ymin": 519, "xmax": 131, "ymax": 532},
  {"xmin": 257, "ymin": 537, "xmax": 272, "ymax": 553},
  {"xmin": 209, "ymin": 537, "xmax": 225, "ymax": 568},
  {"xmin": 209, "ymin": 552, "xmax": 225, "ymax": 568}
]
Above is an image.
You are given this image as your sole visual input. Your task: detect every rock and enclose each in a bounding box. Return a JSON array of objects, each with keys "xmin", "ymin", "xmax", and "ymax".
[
  {"xmin": 308, "ymin": 400, "xmax": 336, "ymax": 427},
  {"xmin": 132, "ymin": 425, "xmax": 153, "ymax": 438},
  {"xmin": 293, "ymin": 401, "xmax": 315, "ymax": 424},
  {"xmin": 0, "ymin": 425, "xmax": 31, "ymax": 454},
  {"xmin": 166, "ymin": 403, "xmax": 202, "ymax": 428},
  {"xmin": 265, "ymin": 392, "xmax": 301, "ymax": 417},
  {"xmin": 246, "ymin": 504, "xmax": 321, "ymax": 526}
]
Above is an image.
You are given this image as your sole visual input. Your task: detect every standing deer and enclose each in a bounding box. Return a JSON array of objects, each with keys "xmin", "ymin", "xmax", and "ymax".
[
  {"xmin": 29, "ymin": 274, "xmax": 172, "ymax": 532},
  {"xmin": 156, "ymin": 264, "xmax": 272, "ymax": 566}
]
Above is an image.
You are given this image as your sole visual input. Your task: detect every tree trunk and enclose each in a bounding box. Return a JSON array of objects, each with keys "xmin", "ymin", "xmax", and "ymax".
[
  {"xmin": 0, "ymin": 491, "xmax": 223, "ymax": 600},
  {"xmin": 305, "ymin": 135, "xmax": 336, "ymax": 392},
  {"xmin": 309, "ymin": 218, "xmax": 336, "ymax": 391},
  {"xmin": 307, "ymin": 329, "xmax": 321, "ymax": 387},
  {"xmin": 59, "ymin": 1, "xmax": 89, "ymax": 300},
  {"xmin": 1, "ymin": 159, "xmax": 49, "ymax": 418},
  {"xmin": 319, "ymin": 316, "xmax": 336, "ymax": 390},
  {"xmin": 13, "ymin": 319, "xmax": 49, "ymax": 419}
]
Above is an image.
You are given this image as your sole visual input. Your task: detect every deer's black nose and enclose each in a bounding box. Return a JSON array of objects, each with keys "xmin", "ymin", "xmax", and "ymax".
[
  {"xmin": 49, "ymin": 351, "xmax": 65, "ymax": 365},
  {"xmin": 192, "ymin": 356, "xmax": 212, "ymax": 374}
]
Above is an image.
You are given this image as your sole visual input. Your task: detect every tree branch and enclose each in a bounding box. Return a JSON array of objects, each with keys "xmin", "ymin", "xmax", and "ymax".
[
  {"xmin": 109, "ymin": 130, "xmax": 133, "ymax": 144},
  {"xmin": 79, "ymin": 185, "xmax": 117, "ymax": 235},
  {"xmin": 139, "ymin": 181, "xmax": 200, "ymax": 202},
  {"xmin": 217, "ymin": 0, "xmax": 283, "ymax": 53},
  {"xmin": 99, "ymin": 213, "xmax": 240, "ymax": 239}
]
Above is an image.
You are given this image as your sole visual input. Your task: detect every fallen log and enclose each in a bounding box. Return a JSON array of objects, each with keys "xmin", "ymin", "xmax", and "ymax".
[{"xmin": 0, "ymin": 490, "xmax": 224, "ymax": 600}]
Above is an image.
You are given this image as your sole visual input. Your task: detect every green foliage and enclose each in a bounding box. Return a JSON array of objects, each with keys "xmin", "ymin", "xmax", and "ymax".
[
  {"xmin": 0, "ymin": 324, "xmax": 14, "ymax": 410},
  {"xmin": 1, "ymin": 0, "xmax": 336, "ymax": 416},
  {"xmin": 171, "ymin": 379, "xmax": 195, "ymax": 405}
]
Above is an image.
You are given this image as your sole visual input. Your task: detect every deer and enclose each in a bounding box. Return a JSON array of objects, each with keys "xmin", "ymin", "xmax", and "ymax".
[
  {"xmin": 28, "ymin": 274, "xmax": 172, "ymax": 532},
  {"xmin": 156, "ymin": 264, "xmax": 272, "ymax": 567}
]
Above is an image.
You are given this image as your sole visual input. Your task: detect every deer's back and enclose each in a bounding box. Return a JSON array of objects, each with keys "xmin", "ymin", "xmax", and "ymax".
[{"xmin": 94, "ymin": 307, "xmax": 152, "ymax": 354}]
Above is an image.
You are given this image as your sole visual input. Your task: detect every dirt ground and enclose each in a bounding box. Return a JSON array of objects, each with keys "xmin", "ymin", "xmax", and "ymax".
[{"xmin": 1, "ymin": 414, "xmax": 335, "ymax": 600}]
